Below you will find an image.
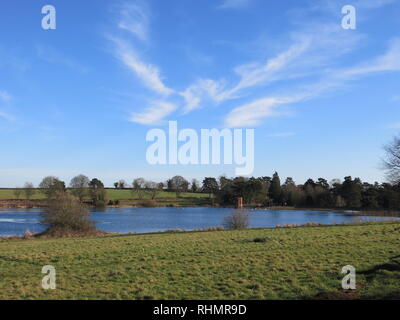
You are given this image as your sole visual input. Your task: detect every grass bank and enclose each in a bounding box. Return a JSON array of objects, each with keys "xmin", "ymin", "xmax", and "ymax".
[
  {"xmin": 0, "ymin": 189, "xmax": 213, "ymax": 208},
  {"xmin": 0, "ymin": 222, "xmax": 399, "ymax": 300},
  {"xmin": 0, "ymin": 188, "xmax": 211, "ymax": 201}
]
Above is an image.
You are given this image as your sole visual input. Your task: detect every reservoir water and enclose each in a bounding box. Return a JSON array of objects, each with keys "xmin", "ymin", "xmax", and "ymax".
[{"xmin": 0, "ymin": 207, "xmax": 397, "ymax": 237}]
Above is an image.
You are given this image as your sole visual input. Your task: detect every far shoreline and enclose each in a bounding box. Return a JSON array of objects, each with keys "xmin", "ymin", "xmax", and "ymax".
[{"xmin": 1, "ymin": 199, "xmax": 399, "ymax": 217}]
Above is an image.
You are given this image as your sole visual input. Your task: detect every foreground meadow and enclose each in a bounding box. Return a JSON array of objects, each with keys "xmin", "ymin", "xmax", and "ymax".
[{"xmin": 0, "ymin": 222, "xmax": 399, "ymax": 300}]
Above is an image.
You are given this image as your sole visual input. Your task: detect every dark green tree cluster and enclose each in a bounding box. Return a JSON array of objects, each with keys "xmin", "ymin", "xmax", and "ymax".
[
  {"xmin": 88, "ymin": 178, "xmax": 107, "ymax": 208},
  {"xmin": 212, "ymin": 176, "xmax": 270, "ymax": 206},
  {"xmin": 202, "ymin": 173, "xmax": 400, "ymax": 210}
]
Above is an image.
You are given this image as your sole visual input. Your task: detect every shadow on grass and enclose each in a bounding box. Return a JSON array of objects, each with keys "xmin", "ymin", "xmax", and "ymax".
[
  {"xmin": 311, "ymin": 255, "xmax": 400, "ymax": 300},
  {"xmin": 358, "ymin": 255, "xmax": 400, "ymax": 279},
  {"xmin": 312, "ymin": 291, "xmax": 360, "ymax": 300}
]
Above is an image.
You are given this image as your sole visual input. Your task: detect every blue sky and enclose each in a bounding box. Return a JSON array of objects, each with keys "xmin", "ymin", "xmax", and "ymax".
[{"xmin": 0, "ymin": 0, "xmax": 400, "ymax": 187}]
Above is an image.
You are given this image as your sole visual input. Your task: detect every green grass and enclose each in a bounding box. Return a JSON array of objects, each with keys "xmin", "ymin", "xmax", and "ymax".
[
  {"xmin": 105, "ymin": 189, "xmax": 210, "ymax": 201},
  {"xmin": 0, "ymin": 188, "xmax": 210, "ymax": 201},
  {"xmin": 0, "ymin": 189, "xmax": 45, "ymax": 200},
  {"xmin": 1, "ymin": 222, "xmax": 399, "ymax": 300}
]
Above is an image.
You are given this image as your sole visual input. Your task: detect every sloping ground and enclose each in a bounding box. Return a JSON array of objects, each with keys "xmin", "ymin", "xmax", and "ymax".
[
  {"xmin": 0, "ymin": 189, "xmax": 212, "ymax": 208},
  {"xmin": 0, "ymin": 222, "xmax": 399, "ymax": 300},
  {"xmin": 0, "ymin": 189, "xmax": 210, "ymax": 201}
]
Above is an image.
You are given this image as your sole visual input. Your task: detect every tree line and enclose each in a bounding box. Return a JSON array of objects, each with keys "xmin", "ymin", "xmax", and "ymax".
[
  {"xmin": 13, "ymin": 175, "xmax": 107, "ymax": 208},
  {"xmin": 10, "ymin": 172, "xmax": 399, "ymax": 211},
  {"xmin": 203, "ymin": 174, "xmax": 400, "ymax": 210},
  {"xmin": 204, "ymin": 135, "xmax": 400, "ymax": 210},
  {"xmin": 12, "ymin": 175, "xmax": 199, "ymax": 205},
  {"xmin": 9, "ymin": 133, "xmax": 400, "ymax": 211}
]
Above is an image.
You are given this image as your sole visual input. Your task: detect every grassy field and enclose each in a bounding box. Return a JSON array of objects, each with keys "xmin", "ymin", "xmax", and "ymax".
[
  {"xmin": 0, "ymin": 188, "xmax": 210, "ymax": 201},
  {"xmin": 0, "ymin": 222, "xmax": 399, "ymax": 300},
  {"xmin": 0, "ymin": 189, "xmax": 45, "ymax": 200},
  {"xmin": 106, "ymin": 189, "xmax": 210, "ymax": 201}
]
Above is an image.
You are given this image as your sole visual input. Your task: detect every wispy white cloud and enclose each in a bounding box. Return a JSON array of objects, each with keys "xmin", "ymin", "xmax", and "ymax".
[
  {"xmin": 224, "ymin": 39, "xmax": 311, "ymax": 99},
  {"xmin": 179, "ymin": 40, "xmax": 310, "ymax": 113},
  {"xmin": 180, "ymin": 88, "xmax": 201, "ymax": 113},
  {"xmin": 117, "ymin": 1, "xmax": 150, "ymax": 41},
  {"xmin": 224, "ymin": 96, "xmax": 300, "ymax": 127},
  {"xmin": 181, "ymin": 23, "xmax": 362, "ymax": 114},
  {"xmin": 111, "ymin": 37, "xmax": 174, "ymax": 96},
  {"xmin": 218, "ymin": 0, "xmax": 252, "ymax": 9},
  {"xmin": 129, "ymin": 101, "xmax": 177, "ymax": 125},
  {"xmin": 111, "ymin": 1, "xmax": 363, "ymax": 126},
  {"xmin": 342, "ymin": 38, "xmax": 400, "ymax": 76},
  {"xmin": 109, "ymin": 1, "xmax": 175, "ymax": 124},
  {"xmin": 224, "ymin": 37, "xmax": 400, "ymax": 127},
  {"xmin": 110, "ymin": 0, "xmax": 399, "ymax": 128},
  {"xmin": 180, "ymin": 79, "xmax": 226, "ymax": 113}
]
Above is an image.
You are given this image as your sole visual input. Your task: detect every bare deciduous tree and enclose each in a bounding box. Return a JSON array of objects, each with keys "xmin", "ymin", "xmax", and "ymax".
[
  {"xmin": 191, "ymin": 179, "xmax": 199, "ymax": 193},
  {"xmin": 69, "ymin": 174, "xmax": 90, "ymax": 201},
  {"xmin": 168, "ymin": 176, "xmax": 189, "ymax": 198},
  {"xmin": 13, "ymin": 188, "xmax": 22, "ymax": 200},
  {"xmin": 223, "ymin": 210, "xmax": 250, "ymax": 230},
  {"xmin": 41, "ymin": 192, "xmax": 96, "ymax": 236},
  {"xmin": 113, "ymin": 180, "xmax": 127, "ymax": 189},
  {"xmin": 145, "ymin": 181, "xmax": 162, "ymax": 199},
  {"xmin": 118, "ymin": 180, "xmax": 127, "ymax": 189},
  {"xmin": 383, "ymin": 136, "xmax": 400, "ymax": 184},
  {"xmin": 132, "ymin": 178, "xmax": 146, "ymax": 199},
  {"xmin": 39, "ymin": 176, "xmax": 66, "ymax": 198},
  {"xmin": 23, "ymin": 182, "xmax": 35, "ymax": 200}
]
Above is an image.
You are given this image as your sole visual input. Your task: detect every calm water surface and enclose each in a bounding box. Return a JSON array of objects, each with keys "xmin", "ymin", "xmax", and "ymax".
[{"xmin": 0, "ymin": 207, "xmax": 397, "ymax": 236}]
